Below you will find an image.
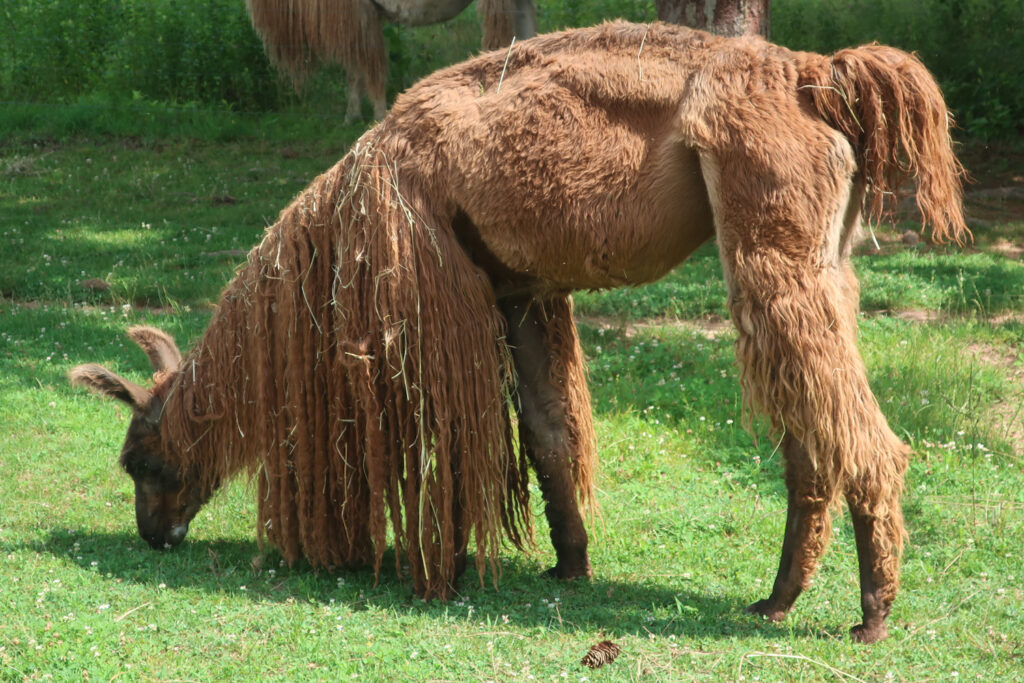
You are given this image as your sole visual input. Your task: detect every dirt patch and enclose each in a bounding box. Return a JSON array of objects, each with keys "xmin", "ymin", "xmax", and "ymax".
[
  {"xmin": 868, "ymin": 309, "xmax": 1024, "ymax": 326},
  {"xmin": 989, "ymin": 238, "xmax": 1024, "ymax": 259},
  {"xmin": 892, "ymin": 309, "xmax": 940, "ymax": 324},
  {"xmin": 78, "ymin": 278, "xmax": 110, "ymax": 292},
  {"xmin": 968, "ymin": 342, "xmax": 1024, "ymax": 375},
  {"xmin": 2, "ymin": 156, "xmax": 44, "ymax": 177}
]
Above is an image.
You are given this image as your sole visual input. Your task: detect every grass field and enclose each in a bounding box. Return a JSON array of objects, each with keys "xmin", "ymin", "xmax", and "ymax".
[{"xmin": 2, "ymin": 112, "xmax": 1023, "ymax": 680}]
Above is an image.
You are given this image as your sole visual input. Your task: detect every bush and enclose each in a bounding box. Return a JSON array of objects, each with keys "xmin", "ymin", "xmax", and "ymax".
[
  {"xmin": 772, "ymin": 0, "xmax": 1024, "ymax": 138},
  {"xmin": 1, "ymin": 0, "xmax": 1021, "ymax": 138},
  {"xmin": 1, "ymin": 0, "xmax": 286, "ymax": 110},
  {"xmin": 539, "ymin": 0, "xmax": 657, "ymax": 28}
]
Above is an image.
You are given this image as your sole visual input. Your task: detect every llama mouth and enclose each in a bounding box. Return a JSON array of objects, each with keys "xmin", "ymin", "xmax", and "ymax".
[{"xmin": 167, "ymin": 524, "xmax": 189, "ymax": 546}]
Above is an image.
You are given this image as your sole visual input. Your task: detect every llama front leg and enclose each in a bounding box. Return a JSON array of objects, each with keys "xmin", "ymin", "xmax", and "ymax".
[
  {"xmin": 747, "ymin": 436, "xmax": 834, "ymax": 621},
  {"xmin": 343, "ymin": 71, "xmax": 386, "ymax": 123},
  {"xmin": 344, "ymin": 71, "xmax": 363, "ymax": 125},
  {"xmin": 499, "ymin": 294, "xmax": 595, "ymax": 580},
  {"xmin": 511, "ymin": 0, "xmax": 538, "ymax": 39},
  {"xmin": 367, "ymin": 81, "xmax": 386, "ymax": 122}
]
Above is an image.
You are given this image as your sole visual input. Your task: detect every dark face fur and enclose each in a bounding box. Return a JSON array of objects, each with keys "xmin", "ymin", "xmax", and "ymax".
[
  {"xmin": 69, "ymin": 326, "xmax": 208, "ymax": 552},
  {"xmin": 118, "ymin": 410, "xmax": 210, "ymax": 549}
]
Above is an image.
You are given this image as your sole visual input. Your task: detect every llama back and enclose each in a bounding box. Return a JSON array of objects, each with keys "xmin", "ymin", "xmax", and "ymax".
[{"xmin": 796, "ymin": 45, "xmax": 968, "ymax": 244}]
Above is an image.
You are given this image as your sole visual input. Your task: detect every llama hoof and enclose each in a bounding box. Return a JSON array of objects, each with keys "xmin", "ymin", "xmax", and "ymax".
[
  {"xmin": 544, "ymin": 562, "xmax": 593, "ymax": 581},
  {"xmin": 850, "ymin": 622, "xmax": 888, "ymax": 644},
  {"xmin": 745, "ymin": 599, "xmax": 789, "ymax": 622}
]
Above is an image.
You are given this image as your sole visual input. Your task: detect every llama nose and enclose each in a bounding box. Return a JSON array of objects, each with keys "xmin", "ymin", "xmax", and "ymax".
[{"xmin": 166, "ymin": 524, "xmax": 188, "ymax": 546}]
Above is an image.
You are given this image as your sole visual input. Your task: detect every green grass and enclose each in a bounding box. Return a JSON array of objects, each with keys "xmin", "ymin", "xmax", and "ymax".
[
  {"xmin": 2, "ymin": 123, "xmax": 1023, "ymax": 679},
  {"xmin": 1, "ymin": 134, "xmax": 356, "ymax": 305}
]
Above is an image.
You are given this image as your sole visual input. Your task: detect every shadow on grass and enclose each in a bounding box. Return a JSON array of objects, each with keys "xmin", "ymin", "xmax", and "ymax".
[
  {"xmin": 856, "ymin": 249, "xmax": 1024, "ymax": 313},
  {"xmin": 22, "ymin": 528, "xmax": 820, "ymax": 642}
]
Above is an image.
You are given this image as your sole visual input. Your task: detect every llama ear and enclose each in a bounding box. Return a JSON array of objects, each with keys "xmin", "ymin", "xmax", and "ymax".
[
  {"xmin": 143, "ymin": 395, "xmax": 164, "ymax": 427},
  {"xmin": 69, "ymin": 364, "xmax": 153, "ymax": 409},
  {"xmin": 126, "ymin": 326, "xmax": 182, "ymax": 372}
]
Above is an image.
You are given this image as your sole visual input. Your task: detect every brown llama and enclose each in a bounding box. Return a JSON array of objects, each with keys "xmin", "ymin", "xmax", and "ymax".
[
  {"xmin": 244, "ymin": 0, "xmax": 538, "ymax": 122},
  {"xmin": 70, "ymin": 22, "xmax": 966, "ymax": 643}
]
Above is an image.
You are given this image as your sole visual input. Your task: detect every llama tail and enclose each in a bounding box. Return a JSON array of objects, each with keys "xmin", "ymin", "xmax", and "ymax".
[{"xmin": 798, "ymin": 45, "xmax": 969, "ymax": 244}]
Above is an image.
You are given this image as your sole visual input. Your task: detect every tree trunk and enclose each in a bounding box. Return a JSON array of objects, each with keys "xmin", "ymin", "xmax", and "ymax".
[{"xmin": 655, "ymin": 0, "xmax": 770, "ymax": 38}]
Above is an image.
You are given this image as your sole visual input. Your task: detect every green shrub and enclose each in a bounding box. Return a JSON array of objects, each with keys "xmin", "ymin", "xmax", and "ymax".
[
  {"xmin": 1, "ymin": 0, "xmax": 1021, "ymax": 138},
  {"xmin": 772, "ymin": 0, "xmax": 1024, "ymax": 138},
  {"xmin": 101, "ymin": 0, "xmax": 282, "ymax": 109},
  {"xmin": 539, "ymin": 0, "xmax": 657, "ymax": 29},
  {"xmin": 1, "ymin": 0, "xmax": 286, "ymax": 110}
]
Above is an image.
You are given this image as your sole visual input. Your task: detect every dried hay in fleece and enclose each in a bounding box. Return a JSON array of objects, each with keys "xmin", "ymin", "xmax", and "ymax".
[{"xmin": 159, "ymin": 128, "xmax": 534, "ymax": 599}]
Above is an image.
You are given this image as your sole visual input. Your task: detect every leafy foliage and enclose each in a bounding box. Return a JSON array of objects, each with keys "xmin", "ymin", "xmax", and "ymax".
[
  {"xmin": 774, "ymin": 0, "xmax": 1024, "ymax": 138},
  {"xmin": 2, "ymin": 0, "xmax": 1021, "ymax": 137},
  {"xmin": 1, "ymin": 0, "xmax": 282, "ymax": 110}
]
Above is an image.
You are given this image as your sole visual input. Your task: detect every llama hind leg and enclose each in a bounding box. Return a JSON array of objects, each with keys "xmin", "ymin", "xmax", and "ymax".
[
  {"xmin": 724, "ymin": 266, "xmax": 908, "ymax": 639},
  {"xmin": 698, "ymin": 117, "xmax": 906, "ymax": 637},
  {"xmin": 747, "ymin": 436, "xmax": 834, "ymax": 621},
  {"xmin": 714, "ymin": 207, "xmax": 907, "ymax": 634},
  {"xmin": 846, "ymin": 452, "xmax": 908, "ymax": 643},
  {"xmin": 500, "ymin": 294, "xmax": 595, "ymax": 580}
]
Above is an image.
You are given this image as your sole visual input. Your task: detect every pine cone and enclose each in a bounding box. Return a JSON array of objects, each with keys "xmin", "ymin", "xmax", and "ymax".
[{"xmin": 580, "ymin": 640, "xmax": 621, "ymax": 669}]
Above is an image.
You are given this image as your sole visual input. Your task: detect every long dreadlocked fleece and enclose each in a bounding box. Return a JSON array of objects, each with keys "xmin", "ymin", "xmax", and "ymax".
[{"xmin": 160, "ymin": 130, "xmax": 537, "ymax": 599}]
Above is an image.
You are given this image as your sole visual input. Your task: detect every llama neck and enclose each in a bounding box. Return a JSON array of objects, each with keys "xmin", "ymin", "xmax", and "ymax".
[
  {"xmin": 157, "ymin": 159, "xmax": 348, "ymax": 488},
  {"xmin": 159, "ymin": 274, "xmax": 261, "ymax": 487}
]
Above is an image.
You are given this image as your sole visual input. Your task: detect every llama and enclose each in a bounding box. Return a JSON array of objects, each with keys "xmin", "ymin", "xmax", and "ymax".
[
  {"xmin": 71, "ymin": 22, "xmax": 967, "ymax": 643},
  {"xmin": 244, "ymin": 0, "xmax": 538, "ymax": 122}
]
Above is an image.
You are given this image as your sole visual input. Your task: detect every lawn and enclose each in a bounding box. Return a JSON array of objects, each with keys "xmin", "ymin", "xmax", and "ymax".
[{"xmin": 1, "ymin": 112, "xmax": 1022, "ymax": 680}]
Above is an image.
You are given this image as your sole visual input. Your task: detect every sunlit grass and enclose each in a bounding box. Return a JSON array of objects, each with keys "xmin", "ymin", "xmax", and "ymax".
[{"xmin": 2, "ymin": 128, "xmax": 1023, "ymax": 679}]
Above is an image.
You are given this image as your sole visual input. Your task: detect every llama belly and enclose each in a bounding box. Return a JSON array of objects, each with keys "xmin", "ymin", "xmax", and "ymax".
[
  {"xmin": 516, "ymin": 207, "xmax": 714, "ymax": 291},
  {"xmin": 458, "ymin": 142, "xmax": 715, "ymax": 292}
]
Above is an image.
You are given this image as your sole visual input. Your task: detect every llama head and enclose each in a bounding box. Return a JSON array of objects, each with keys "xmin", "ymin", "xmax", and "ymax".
[{"xmin": 70, "ymin": 326, "xmax": 209, "ymax": 550}]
